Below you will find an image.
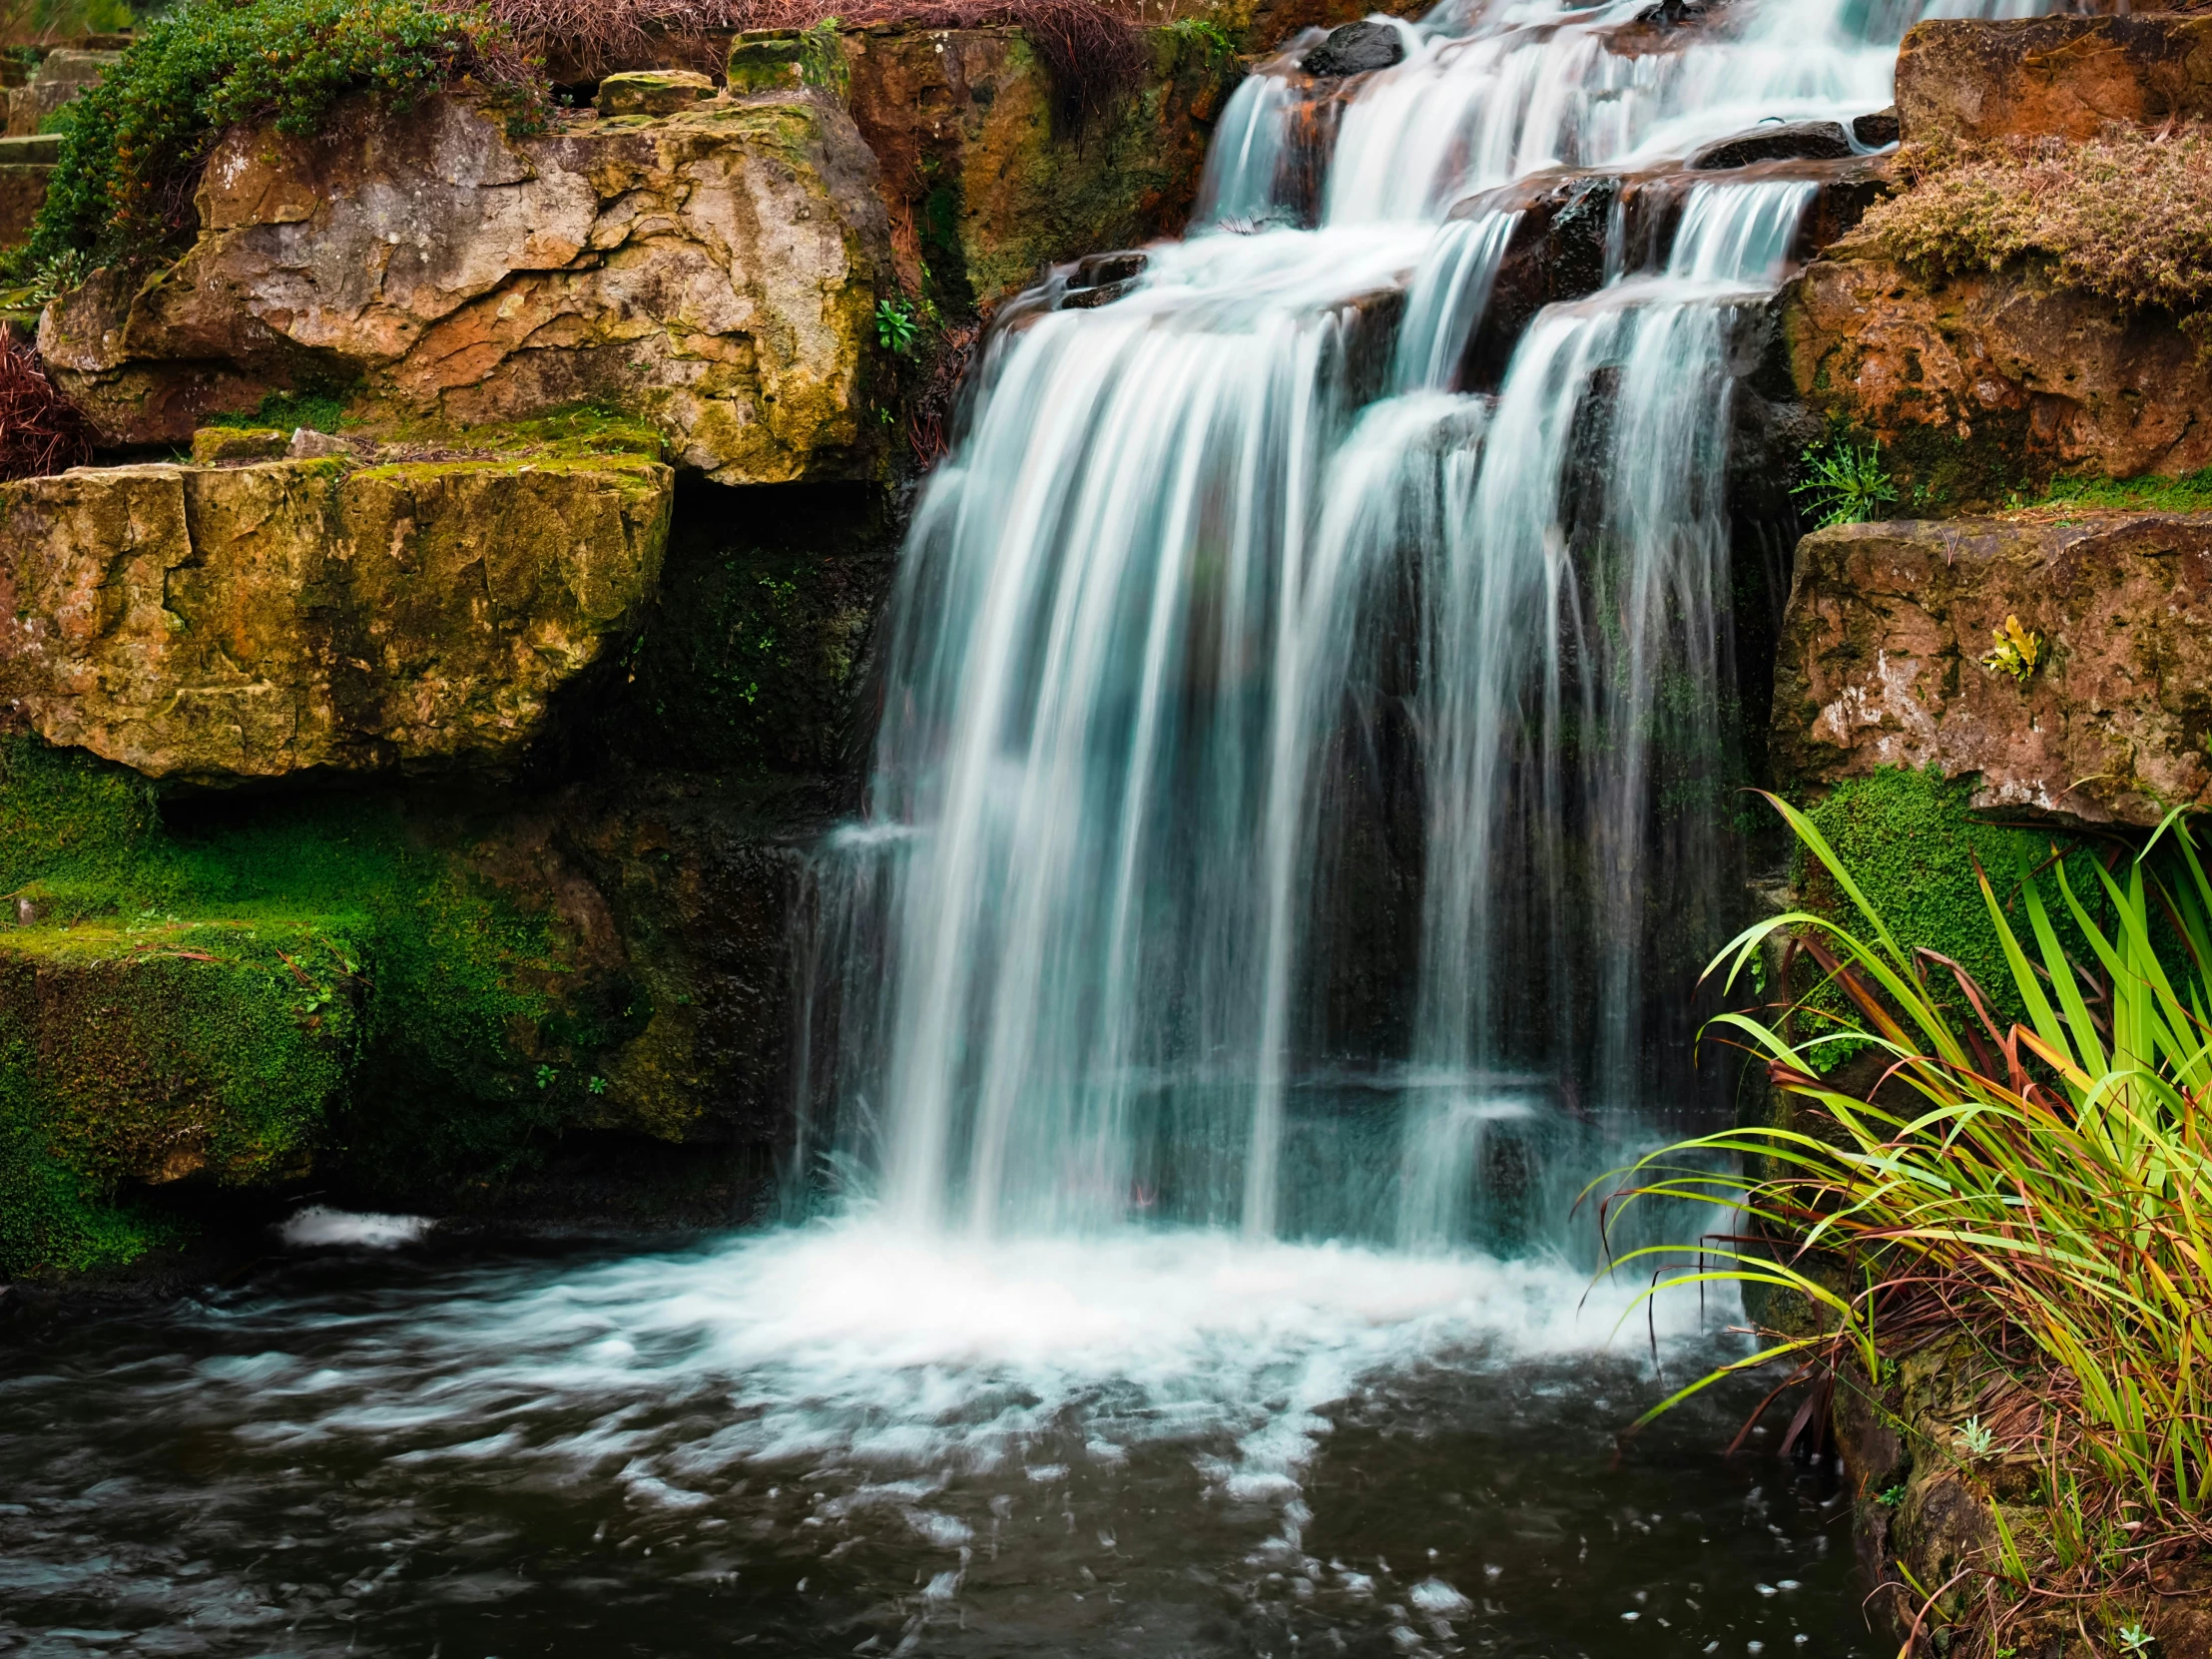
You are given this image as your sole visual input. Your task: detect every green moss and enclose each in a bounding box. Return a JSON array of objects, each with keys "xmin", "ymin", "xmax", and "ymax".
[
  {"xmin": 1798, "ymin": 766, "xmax": 2103, "ymax": 1045},
  {"xmin": 2036, "ymin": 466, "xmax": 2212, "ymax": 515},
  {"xmin": 204, "ymin": 386, "xmax": 353, "ymax": 433},
  {"xmin": 0, "ymin": 735, "xmax": 605, "ymax": 1275}
]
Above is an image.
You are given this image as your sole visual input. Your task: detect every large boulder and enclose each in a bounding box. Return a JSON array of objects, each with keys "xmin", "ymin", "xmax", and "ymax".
[
  {"xmin": 1897, "ymin": 13, "xmax": 2212, "ymax": 145},
  {"xmin": 1783, "ymin": 241, "xmax": 2212, "ymax": 496},
  {"xmin": 0, "ymin": 452, "xmax": 672, "ymax": 782},
  {"xmin": 38, "ymin": 90, "xmax": 893, "ymax": 482},
  {"xmin": 1773, "ymin": 512, "xmax": 2212, "ymax": 829}
]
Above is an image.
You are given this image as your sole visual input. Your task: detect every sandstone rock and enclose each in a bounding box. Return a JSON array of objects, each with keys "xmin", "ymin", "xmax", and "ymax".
[
  {"xmin": 4, "ymin": 47, "xmax": 117, "ymax": 139},
  {"xmin": 1772, "ymin": 512, "xmax": 2212, "ymax": 829},
  {"xmin": 1688, "ymin": 119, "xmax": 1853, "ymax": 171},
  {"xmin": 189, "ymin": 425, "xmax": 289, "ymax": 463},
  {"xmin": 39, "ymin": 90, "xmax": 893, "ymax": 484},
  {"xmin": 1301, "ymin": 20, "xmax": 1403, "ymax": 77},
  {"xmin": 1897, "ymin": 13, "xmax": 2212, "ymax": 145},
  {"xmin": 837, "ymin": 23, "xmax": 1233, "ymax": 307},
  {"xmin": 1783, "ymin": 243, "xmax": 2212, "ymax": 491},
  {"xmin": 0, "ymin": 452, "xmax": 673, "ymax": 781},
  {"xmin": 595, "ymin": 69, "xmax": 715, "ymax": 117}
]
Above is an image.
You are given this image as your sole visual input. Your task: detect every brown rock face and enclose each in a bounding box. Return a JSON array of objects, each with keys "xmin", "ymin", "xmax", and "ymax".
[
  {"xmin": 38, "ymin": 91, "xmax": 893, "ymax": 481},
  {"xmin": 1772, "ymin": 512, "xmax": 2212, "ymax": 829},
  {"xmin": 1783, "ymin": 244, "xmax": 2212, "ymax": 491},
  {"xmin": 0, "ymin": 454, "xmax": 673, "ymax": 782},
  {"xmin": 1897, "ymin": 13, "xmax": 2212, "ymax": 145},
  {"xmin": 839, "ymin": 24, "xmax": 1233, "ymax": 308}
]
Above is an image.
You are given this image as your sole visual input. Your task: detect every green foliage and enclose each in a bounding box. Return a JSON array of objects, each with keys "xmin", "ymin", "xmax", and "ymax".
[
  {"xmin": 2035, "ymin": 466, "xmax": 2212, "ymax": 516},
  {"xmin": 204, "ymin": 385, "xmax": 350, "ymax": 433},
  {"xmin": 874, "ymin": 296, "xmax": 919, "ymax": 356},
  {"xmin": 1163, "ymin": 16, "xmax": 1236, "ymax": 62},
  {"xmin": 1867, "ymin": 129, "xmax": 2212, "ymax": 342},
  {"xmin": 1607, "ymin": 794, "xmax": 2212, "ymax": 1597},
  {"xmin": 1799, "ymin": 767, "xmax": 2093, "ymax": 1041},
  {"xmin": 0, "ymin": 736, "xmax": 567, "ymax": 1275},
  {"xmin": 1793, "ymin": 433, "xmax": 1898, "ymax": 528},
  {"xmin": 30, "ymin": 0, "xmax": 541, "ymax": 268}
]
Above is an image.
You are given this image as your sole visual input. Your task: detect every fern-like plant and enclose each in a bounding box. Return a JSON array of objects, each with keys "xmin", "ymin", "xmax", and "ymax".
[{"xmin": 1792, "ymin": 435, "xmax": 1898, "ymax": 528}]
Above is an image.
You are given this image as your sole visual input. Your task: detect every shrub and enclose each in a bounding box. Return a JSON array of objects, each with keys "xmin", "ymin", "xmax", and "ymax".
[
  {"xmin": 1864, "ymin": 126, "xmax": 2212, "ymax": 338},
  {"xmin": 30, "ymin": 0, "xmax": 542, "ymax": 268},
  {"xmin": 1604, "ymin": 796, "xmax": 2212, "ymax": 1635}
]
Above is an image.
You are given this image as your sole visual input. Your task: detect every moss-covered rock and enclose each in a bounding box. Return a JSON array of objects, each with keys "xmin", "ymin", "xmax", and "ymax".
[
  {"xmin": 594, "ymin": 68, "xmax": 714, "ymax": 117},
  {"xmin": 0, "ymin": 451, "xmax": 672, "ymax": 782},
  {"xmin": 38, "ymin": 89, "xmax": 894, "ymax": 483},
  {"xmin": 1774, "ymin": 512, "xmax": 2212, "ymax": 828}
]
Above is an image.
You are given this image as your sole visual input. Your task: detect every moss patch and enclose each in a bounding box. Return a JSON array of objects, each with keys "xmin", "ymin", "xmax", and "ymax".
[
  {"xmin": 2034, "ymin": 465, "xmax": 2212, "ymax": 515},
  {"xmin": 0, "ymin": 735, "xmax": 634, "ymax": 1277},
  {"xmin": 1796, "ymin": 765, "xmax": 2105, "ymax": 1044}
]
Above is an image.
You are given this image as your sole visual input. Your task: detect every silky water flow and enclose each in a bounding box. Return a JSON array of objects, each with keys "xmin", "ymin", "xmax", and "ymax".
[{"xmin": 1, "ymin": 3, "xmax": 2057, "ymax": 1654}]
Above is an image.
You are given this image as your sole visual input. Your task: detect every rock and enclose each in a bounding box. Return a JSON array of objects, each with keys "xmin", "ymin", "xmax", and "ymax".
[
  {"xmin": 1897, "ymin": 13, "xmax": 2212, "ymax": 145},
  {"xmin": 1456, "ymin": 173, "xmax": 1619, "ymax": 390},
  {"xmin": 1783, "ymin": 244, "xmax": 2212, "ymax": 493},
  {"xmin": 726, "ymin": 29, "xmax": 831, "ymax": 95},
  {"xmin": 1688, "ymin": 119, "xmax": 1853, "ymax": 171},
  {"xmin": 4, "ymin": 47, "xmax": 117, "ymax": 140},
  {"xmin": 1772, "ymin": 512, "xmax": 2212, "ymax": 829},
  {"xmin": 189, "ymin": 425, "xmax": 289, "ymax": 463},
  {"xmin": 38, "ymin": 90, "xmax": 894, "ymax": 484},
  {"xmin": 837, "ymin": 23, "xmax": 1234, "ymax": 308},
  {"xmin": 1851, "ymin": 108, "xmax": 1899, "ymax": 149},
  {"xmin": 594, "ymin": 69, "xmax": 715, "ymax": 118},
  {"xmin": 1301, "ymin": 20, "xmax": 1403, "ymax": 78},
  {"xmin": 0, "ymin": 452, "xmax": 673, "ymax": 781}
]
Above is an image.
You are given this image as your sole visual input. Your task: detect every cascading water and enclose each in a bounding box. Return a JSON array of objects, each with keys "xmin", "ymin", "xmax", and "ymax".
[
  {"xmin": 1, "ymin": 5, "xmax": 2075, "ymax": 1653},
  {"xmin": 807, "ymin": 1, "xmax": 2038, "ymax": 1255}
]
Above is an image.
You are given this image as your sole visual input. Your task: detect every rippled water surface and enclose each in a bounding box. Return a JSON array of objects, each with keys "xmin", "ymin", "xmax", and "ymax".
[{"xmin": 1, "ymin": 1221, "xmax": 1870, "ymax": 1658}]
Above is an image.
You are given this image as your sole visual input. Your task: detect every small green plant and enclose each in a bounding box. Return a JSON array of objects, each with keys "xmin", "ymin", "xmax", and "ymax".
[
  {"xmin": 1165, "ymin": 16, "xmax": 1237, "ymax": 62},
  {"xmin": 1793, "ymin": 435, "xmax": 1899, "ymax": 528},
  {"xmin": 587, "ymin": 1074, "xmax": 607, "ymax": 1096},
  {"xmin": 1877, "ymin": 1483, "xmax": 1906, "ymax": 1508},
  {"xmin": 1954, "ymin": 1416, "xmax": 1998, "ymax": 1459},
  {"xmin": 1979, "ymin": 613, "xmax": 2041, "ymax": 685},
  {"xmin": 534, "ymin": 1062, "xmax": 557, "ymax": 1090},
  {"xmin": 27, "ymin": 248, "xmax": 89, "ymax": 306},
  {"xmin": 2116, "ymin": 1625, "xmax": 2153, "ymax": 1658},
  {"xmin": 875, "ymin": 296, "xmax": 919, "ymax": 356}
]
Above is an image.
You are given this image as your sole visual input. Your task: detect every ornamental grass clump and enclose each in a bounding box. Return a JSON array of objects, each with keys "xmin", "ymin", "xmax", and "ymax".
[
  {"xmin": 1863, "ymin": 126, "xmax": 2212, "ymax": 347},
  {"xmin": 30, "ymin": 0, "xmax": 543, "ymax": 269},
  {"xmin": 1601, "ymin": 796, "xmax": 2212, "ymax": 1627}
]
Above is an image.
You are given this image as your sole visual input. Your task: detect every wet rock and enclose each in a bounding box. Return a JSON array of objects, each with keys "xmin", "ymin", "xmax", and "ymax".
[
  {"xmin": 1772, "ymin": 512, "xmax": 2212, "ymax": 830},
  {"xmin": 836, "ymin": 23, "xmax": 1231, "ymax": 308},
  {"xmin": 1851, "ymin": 107, "xmax": 1899, "ymax": 148},
  {"xmin": 1301, "ymin": 20, "xmax": 1403, "ymax": 78},
  {"xmin": 1457, "ymin": 173, "xmax": 1618, "ymax": 390},
  {"xmin": 39, "ymin": 90, "xmax": 893, "ymax": 483},
  {"xmin": 1058, "ymin": 250, "xmax": 1148, "ymax": 310},
  {"xmin": 1783, "ymin": 243, "xmax": 2212, "ymax": 489},
  {"xmin": 0, "ymin": 452, "xmax": 673, "ymax": 781},
  {"xmin": 594, "ymin": 68, "xmax": 714, "ymax": 117},
  {"xmin": 1898, "ymin": 12, "xmax": 2212, "ymax": 145},
  {"xmin": 1688, "ymin": 119, "xmax": 1853, "ymax": 171}
]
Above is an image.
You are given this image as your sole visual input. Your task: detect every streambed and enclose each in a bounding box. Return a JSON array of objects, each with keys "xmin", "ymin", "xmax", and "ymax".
[{"xmin": 2, "ymin": 1221, "xmax": 1865, "ymax": 1658}]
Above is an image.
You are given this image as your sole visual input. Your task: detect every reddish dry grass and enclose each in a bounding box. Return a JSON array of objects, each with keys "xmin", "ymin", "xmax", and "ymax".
[
  {"xmin": 1866, "ymin": 124, "xmax": 2212, "ymax": 321},
  {"xmin": 0, "ymin": 335, "xmax": 94, "ymax": 480},
  {"xmin": 476, "ymin": 0, "xmax": 1145, "ymax": 127}
]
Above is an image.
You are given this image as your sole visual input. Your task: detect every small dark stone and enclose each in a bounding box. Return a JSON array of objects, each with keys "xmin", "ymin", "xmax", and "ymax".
[
  {"xmin": 1070, "ymin": 251, "xmax": 1147, "ymax": 289},
  {"xmin": 1852, "ymin": 108, "xmax": 1901, "ymax": 149},
  {"xmin": 1301, "ymin": 20, "xmax": 1402, "ymax": 79},
  {"xmin": 1637, "ymin": 0, "xmax": 1712, "ymax": 24},
  {"xmin": 1061, "ymin": 277, "xmax": 1139, "ymax": 310},
  {"xmin": 1688, "ymin": 119, "xmax": 1854, "ymax": 171}
]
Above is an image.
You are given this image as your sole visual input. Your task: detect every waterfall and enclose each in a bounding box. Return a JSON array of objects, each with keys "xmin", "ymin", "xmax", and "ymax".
[{"xmin": 804, "ymin": 0, "xmax": 2057, "ymax": 1252}]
